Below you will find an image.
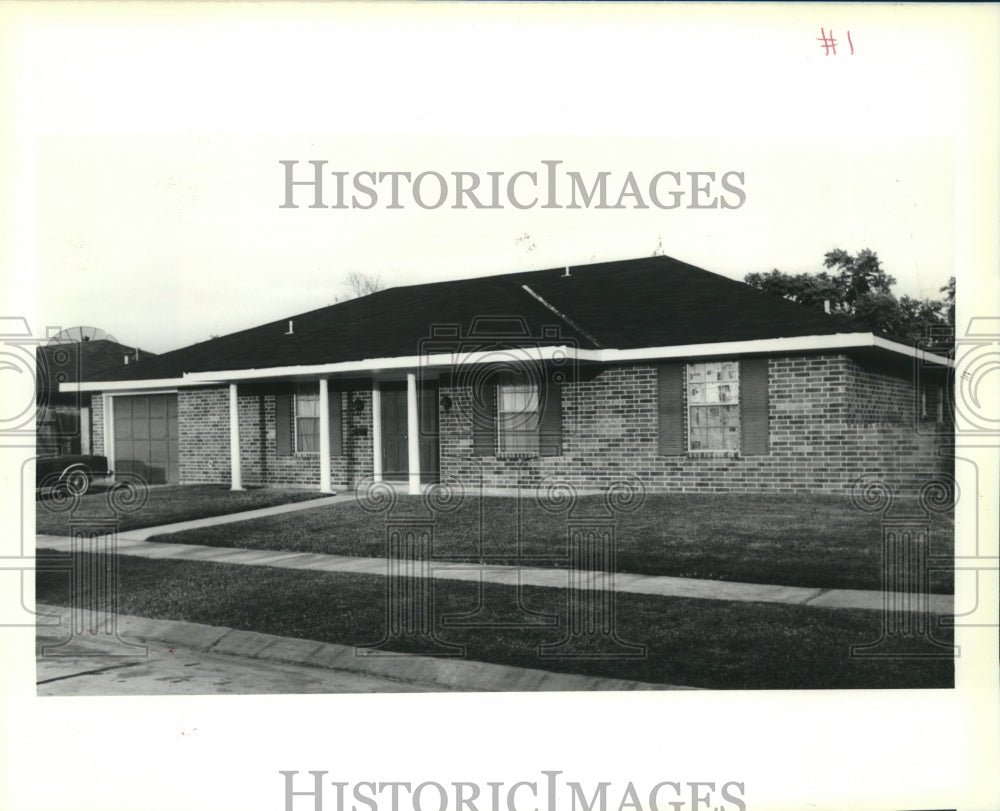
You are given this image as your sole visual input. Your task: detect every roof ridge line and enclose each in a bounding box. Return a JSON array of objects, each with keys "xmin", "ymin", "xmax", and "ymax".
[{"xmin": 520, "ymin": 283, "xmax": 604, "ymax": 349}]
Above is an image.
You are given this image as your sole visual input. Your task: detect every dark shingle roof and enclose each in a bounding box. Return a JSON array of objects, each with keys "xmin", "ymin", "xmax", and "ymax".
[
  {"xmin": 89, "ymin": 255, "xmax": 863, "ymax": 382},
  {"xmin": 37, "ymin": 339, "xmax": 156, "ymax": 392}
]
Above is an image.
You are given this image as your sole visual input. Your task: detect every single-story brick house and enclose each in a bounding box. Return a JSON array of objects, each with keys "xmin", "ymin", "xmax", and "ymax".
[{"xmin": 68, "ymin": 256, "xmax": 953, "ymax": 496}]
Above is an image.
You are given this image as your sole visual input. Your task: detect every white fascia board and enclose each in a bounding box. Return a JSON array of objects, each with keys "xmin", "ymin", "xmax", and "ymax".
[
  {"xmin": 65, "ymin": 332, "xmax": 953, "ymax": 391},
  {"xmin": 603, "ymin": 333, "xmax": 952, "ymax": 367},
  {"xmin": 62, "ymin": 378, "xmax": 194, "ymax": 393},
  {"xmin": 595, "ymin": 333, "xmax": 875, "ymax": 362},
  {"xmin": 871, "ymin": 336, "xmax": 953, "ymax": 367}
]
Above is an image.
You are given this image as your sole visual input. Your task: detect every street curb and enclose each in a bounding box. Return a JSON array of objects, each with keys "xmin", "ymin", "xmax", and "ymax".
[{"xmin": 36, "ymin": 603, "xmax": 690, "ymax": 693}]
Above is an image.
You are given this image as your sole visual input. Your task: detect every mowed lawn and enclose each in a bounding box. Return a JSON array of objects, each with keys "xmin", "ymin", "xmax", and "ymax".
[
  {"xmin": 35, "ymin": 550, "xmax": 954, "ymax": 690},
  {"xmin": 36, "ymin": 485, "xmax": 328, "ymax": 535},
  {"xmin": 149, "ymin": 493, "xmax": 955, "ymax": 594}
]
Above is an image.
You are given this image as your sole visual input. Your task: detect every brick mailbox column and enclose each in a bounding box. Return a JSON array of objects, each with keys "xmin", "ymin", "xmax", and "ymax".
[{"xmin": 850, "ymin": 476, "xmax": 956, "ymax": 659}]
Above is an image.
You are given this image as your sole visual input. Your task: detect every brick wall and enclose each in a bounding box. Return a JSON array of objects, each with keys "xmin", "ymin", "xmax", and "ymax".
[
  {"xmin": 90, "ymin": 394, "xmax": 104, "ymax": 456},
  {"xmin": 94, "ymin": 352, "xmax": 951, "ymax": 497},
  {"xmin": 176, "ymin": 385, "xmax": 374, "ymax": 489},
  {"xmin": 439, "ymin": 353, "xmax": 953, "ymax": 496},
  {"xmin": 177, "ymin": 387, "xmax": 230, "ymax": 484}
]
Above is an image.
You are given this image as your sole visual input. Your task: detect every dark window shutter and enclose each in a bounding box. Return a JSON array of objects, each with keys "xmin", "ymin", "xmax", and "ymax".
[
  {"xmin": 275, "ymin": 393, "xmax": 292, "ymax": 456},
  {"xmin": 538, "ymin": 379, "xmax": 563, "ymax": 457},
  {"xmin": 329, "ymin": 389, "xmax": 343, "ymax": 456},
  {"xmin": 658, "ymin": 363, "xmax": 685, "ymax": 455},
  {"xmin": 740, "ymin": 358, "xmax": 769, "ymax": 455},
  {"xmin": 472, "ymin": 381, "xmax": 496, "ymax": 457}
]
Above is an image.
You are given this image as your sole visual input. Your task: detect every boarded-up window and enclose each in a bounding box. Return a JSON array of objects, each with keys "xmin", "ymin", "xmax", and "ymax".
[{"xmin": 687, "ymin": 361, "xmax": 741, "ymax": 451}]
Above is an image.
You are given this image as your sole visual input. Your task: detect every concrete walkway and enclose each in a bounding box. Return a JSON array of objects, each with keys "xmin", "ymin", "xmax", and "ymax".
[
  {"xmin": 111, "ymin": 494, "xmax": 354, "ymax": 541},
  {"xmin": 35, "ymin": 530, "xmax": 954, "ymax": 614}
]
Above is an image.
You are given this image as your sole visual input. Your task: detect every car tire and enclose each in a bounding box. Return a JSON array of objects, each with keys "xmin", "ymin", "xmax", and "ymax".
[{"xmin": 63, "ymin": 468, "xmax": 91, "ymax": 497}]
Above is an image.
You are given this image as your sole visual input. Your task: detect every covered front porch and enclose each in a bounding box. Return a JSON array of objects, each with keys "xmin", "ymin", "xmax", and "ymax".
[{"xmin": 224, "ymin": 372, "xmax": 439, "ymax": 495}]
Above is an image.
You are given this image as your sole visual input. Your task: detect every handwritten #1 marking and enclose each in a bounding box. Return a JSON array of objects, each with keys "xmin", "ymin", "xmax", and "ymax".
[{"xmin": 817, "ymin": 28, "xmax": 855, "ymax": 56}]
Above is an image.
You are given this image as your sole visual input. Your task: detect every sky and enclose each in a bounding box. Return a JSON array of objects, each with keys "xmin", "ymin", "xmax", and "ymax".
[{"xmin": 34, "ymin": 133, "xmax": 956, "ymax": 353}]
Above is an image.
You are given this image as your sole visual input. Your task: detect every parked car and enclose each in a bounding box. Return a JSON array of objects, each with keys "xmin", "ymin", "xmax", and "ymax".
[{"xmin": 36, "ymin": 454, "xmax": 112, "ymax": 496}]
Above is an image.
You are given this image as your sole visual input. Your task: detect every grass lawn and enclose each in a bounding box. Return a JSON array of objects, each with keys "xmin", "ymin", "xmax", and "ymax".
[
  {"xmin": 36, "ymin": 485, "xmax": 327, "ymax": 536},
  {"xmin": 35, "ymin": 550, "xmax": 953, "ymax": 690},
  {"xmin": 148, "ymin": 493, "xmax": 954, "ymax": 594}
]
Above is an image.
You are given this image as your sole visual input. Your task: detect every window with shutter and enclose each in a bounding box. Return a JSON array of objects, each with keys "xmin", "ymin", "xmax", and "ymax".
[
  {"xmin": 472, "ymin": 369, "xmax": 563, "ymax": 458},
  {"xmin": 659, "ymin": 359, "xmax": 768, "ymax": 455}
]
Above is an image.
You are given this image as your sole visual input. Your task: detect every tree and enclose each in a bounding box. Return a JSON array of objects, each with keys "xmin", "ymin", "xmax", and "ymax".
[
  {"xmin": 343, "ymin": 271, "xmax": 385, "ymax": 299},
  {"xmin": 745, "ymin": 249, "xmax": 954, "ymax": 352},
  {"xmin": 822, "ymin": 247, "xmax": 895, "ymax": 305},
  {"xmin": 742, "ymin": 268, "xmax": 841, "ymax": 311},
  {"xmin": 940, "ymin": 276, "xmax": 955, "ymax": 326}
]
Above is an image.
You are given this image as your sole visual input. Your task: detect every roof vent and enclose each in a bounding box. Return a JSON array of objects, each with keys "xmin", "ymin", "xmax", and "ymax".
[
  {"xmin": 562, "ymin": 266, "xmax": 571, "ymax": 278},
  {"xmin": 285, "ymin": 320, "xmax": 294, "ymax": 335}
]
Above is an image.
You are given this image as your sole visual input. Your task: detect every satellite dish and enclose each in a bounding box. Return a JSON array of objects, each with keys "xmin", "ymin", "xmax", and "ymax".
[{"xmin": 46, "ymin": 326, "xmax": 118, "ymax": 345}]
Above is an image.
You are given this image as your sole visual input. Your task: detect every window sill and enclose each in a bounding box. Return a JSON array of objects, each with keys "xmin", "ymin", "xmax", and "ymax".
[{"xmin": 687, "ymin": 450, "xmax": 741, "ymax": 459}]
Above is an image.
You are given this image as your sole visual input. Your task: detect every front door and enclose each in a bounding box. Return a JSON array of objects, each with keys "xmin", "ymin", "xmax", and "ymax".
[
  {"xmin": 380, "ymin": 384, "xmax": 408, "ymax": 479},
  {"xmin": 379, "ymin": 382, "xmax": 439, "ymax": 482}
]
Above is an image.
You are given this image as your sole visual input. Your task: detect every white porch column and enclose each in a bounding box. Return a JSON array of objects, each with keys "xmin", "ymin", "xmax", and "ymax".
[
  {"xmin": 80, "ymin": 405, "xmax": 91, "ymax": 455},
  {"xmin": 318, "ymin": 378, "xmax": 332, "ymax": 493},
  {"xmin": 103, "ymin": 394, "xmax": 115, "ymax": 477},
  {"xmin": 228, "ymin": 383, "xmax": 243, "ymax": 490},
  {"xmin": 406, "ymin": 372, "xmax": 420, "ymax": 495},
  {"xmin": 371, "ymin": 381, "xmax": 383, "ymax": 482}
]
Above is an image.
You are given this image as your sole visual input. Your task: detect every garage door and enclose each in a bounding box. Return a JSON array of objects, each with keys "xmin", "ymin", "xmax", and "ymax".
[{"xmin": 113, "ymin": 394, "xmax": 179, "ymax": 484}]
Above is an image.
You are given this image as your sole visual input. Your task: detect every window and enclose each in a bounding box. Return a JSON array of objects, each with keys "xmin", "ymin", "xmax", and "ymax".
[
  {"xmin": 687, "ymin": 361, "xmax": 740, "ymax": 451},
  {"xmin": 921, "ymin": 382, "xmax": 946, "ymax": 424},
  {"xmin": 295, "ymin": 383, "xmax": 320, "ymax": 453},
  {"xmin": 496, "ymin": 373, "xmax": 540, "ymax": 455}
]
